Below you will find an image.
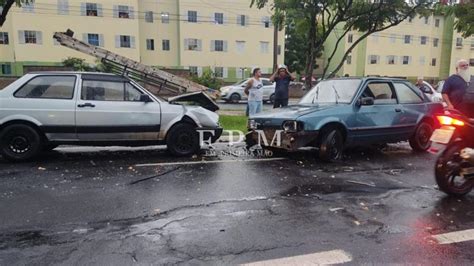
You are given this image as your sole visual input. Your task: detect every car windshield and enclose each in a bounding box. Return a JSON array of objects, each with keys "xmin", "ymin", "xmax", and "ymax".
[{"xmin": 299, "ymin": 79, "xmax": 362, "ymax": 104}]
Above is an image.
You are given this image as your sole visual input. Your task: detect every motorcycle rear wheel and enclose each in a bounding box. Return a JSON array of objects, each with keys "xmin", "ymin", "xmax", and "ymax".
[{"xmin": 435, "ymin": 141, "xmax": 473, "ymax": 196}]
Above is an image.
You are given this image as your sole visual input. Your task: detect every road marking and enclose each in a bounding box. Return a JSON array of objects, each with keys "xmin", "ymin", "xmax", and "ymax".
[
  {"xmin": 135, "ymin": 157, "xmax": 286, "ymax": 167},
  {"xmin": 433, "ymin": 229, "xmax": 474, "ymax": 245},
  {"xmin": 242, "ymin": 249, "xmax": 352, "ymax": 265}
]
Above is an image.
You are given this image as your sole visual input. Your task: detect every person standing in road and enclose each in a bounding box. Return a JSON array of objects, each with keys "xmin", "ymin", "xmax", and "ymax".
[
  {"xmin": 270, "ymin": 64, "xmax": 296, "ymax": 108},
  {"xmin": 244, "ymin": 67, "xmax": 264, "ymax": 116},
  {"xmin": 442, "ymin": 59, "xmax": 472, "ymax": 117}
]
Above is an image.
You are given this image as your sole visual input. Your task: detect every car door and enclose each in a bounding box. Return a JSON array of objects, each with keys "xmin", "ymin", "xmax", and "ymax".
[
  {"xmin": 353, "ymin": 81, "xmax": 405, "ymax": 143},
  {"xmin": 261, "ymin": 79, "xmax": 274, "ymax": 99},
  {"xmin": 393, "ymin": 81, "xmax": 426, "ymax": 138},
  {"xmin": 10, "ymin": 74, "xmax": 78, "ymax": 141},
  {"xmin": 75, "ymin": 75, "xmax": 161, "ymax": 141}
]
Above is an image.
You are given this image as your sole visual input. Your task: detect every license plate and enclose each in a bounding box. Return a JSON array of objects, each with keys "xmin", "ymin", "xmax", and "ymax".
[{"xmin": 430, "ymin": 128, "xmax": 454, "ymax": 144}]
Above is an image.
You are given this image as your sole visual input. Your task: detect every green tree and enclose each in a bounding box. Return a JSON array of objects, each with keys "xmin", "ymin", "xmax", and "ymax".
[
  {"xmin": 191, "ymin": 69, "xmax": 223, "ymax": 90},
  {"xmin": 62, "ymin": 57, "xmax": 92, "ymax": 72},
  {"xmin": 0, "ymin": 0, "xmax": 33, "ymax": 26},
  {"xmin": 251, "ymin": 0, "xmax": 432, "ymax": 87},
  {"xmin": 434, "ymin": 2, "xmax": 473, "ymax": 38}
]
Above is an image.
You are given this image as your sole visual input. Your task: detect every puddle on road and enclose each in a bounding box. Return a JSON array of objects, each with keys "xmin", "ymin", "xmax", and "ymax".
[
  {"xmin": 280, "ymin": 181, "xmax": 406, "ymax": 197},
  {"xmin": 0, "ymin": 230, "xmax": 54, "ymax": 250}
]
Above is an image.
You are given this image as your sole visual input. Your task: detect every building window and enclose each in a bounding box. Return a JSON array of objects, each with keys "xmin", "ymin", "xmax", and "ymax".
[
  {"xmin": 420, "ymin": 56, "xmax": 426, "ymax": 66},
  {"xmin": 161, "ymin": 12, "xmax": 169, "ymax": 23},
  {"xmin": 146, "ymin": 39, "xmax": 154, "ymax": 51},
  {"xmin": 471, "ymin": 39, "xmax": 474, "ymax": 49},
  {"xmin": 0, "ymin": 32, "xmax": 9, "ymax": 45},
  {"xmin": 390, "ymin": 34, "xmax": 396, "ymax": 43},
  {"xmin": 469, "ymin": 59, "xmax": 474, "ymax": 67},
  {"xmin": 435, "ymin": 18, "xmax": 440, "ymax": 27},
  {"xmin": 387, "ymin": 55, "xmax": 396, "ymax": 65},
  {"xmin": 369, "ymin": 55, "xmax": 379, "ymax": 64},
  {"xmin": 277, "ymin": 45, "xmax": 281, "ymax": 55},
  {"xmin": 212, "ymin": 40, "xmax": 226, "ymax": 52},
  {"xmin": 402, "ymin": 56, "xmax": 410, "ymax": 65},
  {"xmin": 214, "ymin": 67, "xmax": 224, "ymax": 78},
  {"xmin": 424, "ymin": 17, "xmax": 429, "ymax": 24},
  {"xmin": 431, "ymin": 58, "xmax": 437, "ymax": 66},
  {"xmin": 236, "ymin": 41, "xmax": 245, "ymax": 53},
  {"xmin": 120, "ymin": 35, "xmax": 131, "ymax": 48},
  {"xmin": 189, "ymin": 66, "xmax": 198, "ymax": 76},
  {"xmin": 87, "ymin": 33, "xmax": 99, "ymax": 46},
  {"xmin": 24, "ymin": 31, "xmax": 38, "ymax": 44},
  {"xmin": 118, "ymin": 5, "xmax": 130, "ymax": 19},
  {"xmin": 145, "ymin": 11, "xmax": 154, "ymax": 23},
  {"xmin": 86, "ymin": 3, "xmax": 98, "ymax": 16},
  {"xmin": 1, "ymin": 64, "xmax": 12, "ymax": 75},
  {"xmin": 188, "ymin": 11, "xmax": 197, "ymax": 23},
  {"xmin": 162, "ymin": 39, "xmax": 170, "ymax": 51},
  {"xmin": 348, "ymin": 34, "xmax": 353, "ymax": 43},
  {"xmin": 237, "ymin": 15, "xmax": 246, "ymax": 26},
  {"xmin": 433, "ymin": 38, "xmax": 439, "ymax": 47},
  {"xmin": 185, "ymin": 38, "xmax": 201, "ymax": 51},
  {"xmin": 262, "ymin": 17, "xmax": 270, "ymax": 28},
  {"xmin": 420, "ymin": 36, "xmax": 427, "ymax": 45},
  {"xmin": 404, "ymin": 35, "xmax": 411, "ymax": 44},
  {"xmin": 408, "ymin": 17, "xmax": 413, "ymax": 23},
  {"xmin": 456, "ymin": 37, "xmax": 463, "ymax": 47},
  {"xmin": 22, "ymin": 2, "xmax": 34, "ymax": 13},
  {"xmin": 260, "ymin": 41, "xmax": 269, "ymax": 53},
  {"xmin": 346, "ymin": 55, "xmax": 352, "ymax": 65},
  {"xmin": 214, "ymin": 13, "xmax": 224, "ymax": 24},
  {"xmin": 58, "ymin": 0, "xmax": 69, "ymax": 15}
]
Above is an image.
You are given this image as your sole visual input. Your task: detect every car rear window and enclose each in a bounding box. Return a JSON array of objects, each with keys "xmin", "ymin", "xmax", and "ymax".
[
  {"xmin": 14, "ymin": 76, "xmax": 76, "ymax": 99},
  {"xmin": 394, "ymin": 82, "xmax": 424, "ymax": 104}
]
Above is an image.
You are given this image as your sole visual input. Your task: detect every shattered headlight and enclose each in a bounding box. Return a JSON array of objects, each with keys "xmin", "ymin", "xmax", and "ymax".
[
  {"xmin": 282, "ymin": 120, "xmax": 302, "ymax": 133},
  {"xmin": 248, "ymin": 119, "xmax": 258, "ymax": 130}
]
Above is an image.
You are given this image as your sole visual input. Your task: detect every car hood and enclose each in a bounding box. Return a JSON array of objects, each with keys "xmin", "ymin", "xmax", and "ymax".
[
  {"xmin": 168, "ymin": 91, "xmax": 219, "ymax": 112},
  {"xmin": 251, "ymin": 104, "xmax": 338, "ymax": 120}
]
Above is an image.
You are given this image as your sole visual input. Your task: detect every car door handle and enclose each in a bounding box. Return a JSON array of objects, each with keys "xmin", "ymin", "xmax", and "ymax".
[
  {"xmin": 395, "ymin": 108, "xmax": 402, "ymax": 112},
  {"xmin": 77, "ymin": 103, "xmax": 95, "ymax": 108}
]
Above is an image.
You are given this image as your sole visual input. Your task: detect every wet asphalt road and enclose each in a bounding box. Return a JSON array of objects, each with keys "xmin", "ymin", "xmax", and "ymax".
[{"xmin": 0, "ymin": 142, "xmax": 473, "ymax": 265}]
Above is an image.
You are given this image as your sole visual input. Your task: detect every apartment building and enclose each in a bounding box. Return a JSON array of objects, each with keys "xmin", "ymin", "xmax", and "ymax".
[
  {"xmin": 0, "ymin": 0, "xmax": 285, "ymax": 82},
  {"xmin": 324, "ymin": 14, "xmax": 474, "ymax": 81}
]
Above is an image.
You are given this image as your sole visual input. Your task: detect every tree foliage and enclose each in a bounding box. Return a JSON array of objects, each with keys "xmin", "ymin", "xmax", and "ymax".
[
  {"xmin": 251, "ymin": 0, "xmax": 432, "ymax": 86},
  {"xmin": 62, "ymin": 57, "xmax": 92, "ymax": 72},
  {"xmin": 434, "ymin": 1, "xmax": 474, "ymax": 38},
  {"xmin": 191, "ymin": 69, "xmax": 223, "ymax": 90}
]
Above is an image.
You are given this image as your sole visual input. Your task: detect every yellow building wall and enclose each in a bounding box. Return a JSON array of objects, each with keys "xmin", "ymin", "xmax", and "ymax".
[
  {"xmin": 449, "ymin": 32, "xmax": 474, "ymax": 75},
  {"xmin": 6, "ymin": 0, "xmax": 141, "ymax": 64}
]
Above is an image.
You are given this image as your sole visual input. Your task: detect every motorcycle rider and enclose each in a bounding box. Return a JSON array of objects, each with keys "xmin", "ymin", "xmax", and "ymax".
[{"xmin": 442, "ymin": 59, "xmax": 471, "ymax": 117}]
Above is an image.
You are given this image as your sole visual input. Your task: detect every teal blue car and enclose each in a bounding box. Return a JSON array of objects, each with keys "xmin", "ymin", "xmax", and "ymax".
[{"xmin": 246, "ymin": 77, "xmax": 444, "ymax": 162}]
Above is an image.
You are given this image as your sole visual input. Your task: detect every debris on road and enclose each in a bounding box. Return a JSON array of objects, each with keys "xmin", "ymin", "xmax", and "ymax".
[
  {"xmin": 129, "ymin": 167, "xmax": 181, "ymax": 185},
  {"xmin": 346, "ymin": 180, "xmax": 376, "ymax": 187},
  {"xmin": 329, "ymin": 207, "xmax": 344, "ymax": 212},
  {"xmin": 38, "ymin": 167, "xmax": 46, "ymax": 171}
]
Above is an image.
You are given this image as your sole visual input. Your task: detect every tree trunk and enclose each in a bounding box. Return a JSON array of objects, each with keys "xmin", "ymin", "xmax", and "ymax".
[
  {"xmin": 0, "ymin": 0, "xmax": 16, "ymax": 27},
  {"xmin": 273, "ymin": 21, "xmax": 278, "ymax": 72},
  {"xmin": 304, "ymin": 11, "xmax": 317, "ymax": 89}
]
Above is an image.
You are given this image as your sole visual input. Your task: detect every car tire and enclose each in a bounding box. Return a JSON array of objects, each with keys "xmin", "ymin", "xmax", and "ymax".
[
  {"xmin": 166, "ymin": 123, "xmax": 200, "ymax": 156},
  {"xmin": 409, "ymin": 121, "xmax": 433, "ymax": 152},
  {"xmin": 0, "ymin": 124, "xmax": 43, "ymax": 162},
  {"xmin": 230, "ymin": 93, "xmax": 241, "ymax": 103},
  {"xmin": 269, "ymin": 94, "xmax": 275, "ymax": 104},
  {"xmin": 319, "ymin": 129, "xmax": 344, "ymax": 162}
]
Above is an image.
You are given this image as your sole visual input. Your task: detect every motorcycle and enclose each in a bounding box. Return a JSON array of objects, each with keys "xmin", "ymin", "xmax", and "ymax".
[{"xmin": 429, "ymin": 109, "xmax": 474, "ymax": 196}]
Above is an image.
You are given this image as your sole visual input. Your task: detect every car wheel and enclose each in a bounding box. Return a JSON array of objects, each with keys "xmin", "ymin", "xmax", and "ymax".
[
  {"xmin": 269, "ymin": 94, "xmax": 275, "ymax": 104},
  {"xmin": 409, "ymin": 121, "xmax": 433, "ymax": 152},
  {"xmin": 230, "ymin": 93, "xmax": 241, "ymax": 103},
  {"xmin": 319, "ymin": 129, "xmax": 344, "ymax": 162},
  {"xmin": 0, "ymin": 124, "xmax": 43, "ymax": 162},
  {"xmin": 166, "ymin": 123, "xmax": 200, "ymax": 156}
]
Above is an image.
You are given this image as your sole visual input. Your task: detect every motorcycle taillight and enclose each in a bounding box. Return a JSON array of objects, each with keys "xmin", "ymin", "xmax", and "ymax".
[{"xmin": 436, "ymin": 115, "xmax": 465, "ymax": 126}]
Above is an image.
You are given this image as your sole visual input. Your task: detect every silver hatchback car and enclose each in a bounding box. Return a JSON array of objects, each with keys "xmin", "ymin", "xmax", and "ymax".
[
  {"xmin": 219, "ymin": 78, "xmax": 276, "ymax": 103},
  {"xmin": 0, "ymin": 72, "xmax": 222, "ymax": 161}
]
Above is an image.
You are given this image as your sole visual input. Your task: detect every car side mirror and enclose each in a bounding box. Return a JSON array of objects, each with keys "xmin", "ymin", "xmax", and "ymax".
[
  {"xmin": 421, "ymin": 86, "xmax": 432, "ymax": 94},
  {"xmin": 359, "ymin": 97, "xmax": 374, "ymax": 106},
  {"xmin": 140, "ymin": 94, "xmax": 152, "ymax": 103}
]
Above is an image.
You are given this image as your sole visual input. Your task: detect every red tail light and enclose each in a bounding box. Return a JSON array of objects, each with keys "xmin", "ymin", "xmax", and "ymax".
[{"xmin": 436, "ymin": 115, "xmax": 465, "ymax": 126}]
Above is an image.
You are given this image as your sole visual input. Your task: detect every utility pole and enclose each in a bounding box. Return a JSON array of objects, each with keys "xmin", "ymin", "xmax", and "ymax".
[{"xmin": 273, "ymin": 17, "xmax": 278, "ymax": 73}]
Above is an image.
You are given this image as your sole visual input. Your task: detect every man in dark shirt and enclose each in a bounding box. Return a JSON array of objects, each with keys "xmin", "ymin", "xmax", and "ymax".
[
  {"xmin": 270, "ymin": 64, "xmax": 295, "ymax": 108},
  {"xmin": 442, "ymin": 59, "xmax": 470, "ymax": 116}
]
